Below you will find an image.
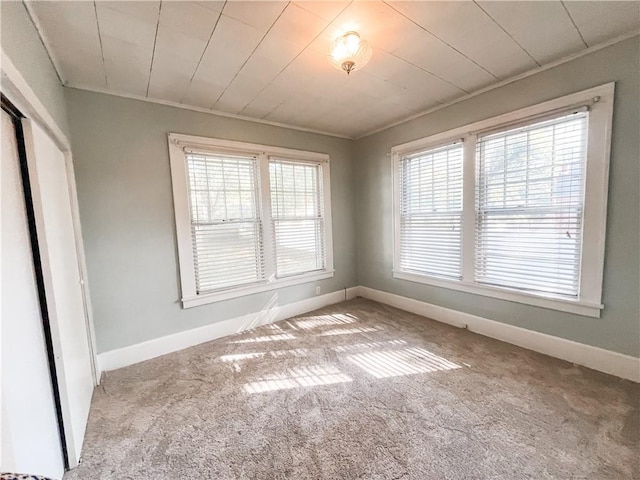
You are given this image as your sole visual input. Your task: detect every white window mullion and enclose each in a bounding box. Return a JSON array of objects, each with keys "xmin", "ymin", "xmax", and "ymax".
[
  {"xmin": 258, "ymin": 153, "xmax": 276, "ymax": 282},
  {"xmin": 461, "ymin": 135, "xmax": 476, "ymax": 282}
]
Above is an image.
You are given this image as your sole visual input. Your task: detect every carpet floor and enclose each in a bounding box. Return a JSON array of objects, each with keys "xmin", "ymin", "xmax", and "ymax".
[{"xmin": 65, "ymin": 298, "xmax": 639, "ymax": 479}]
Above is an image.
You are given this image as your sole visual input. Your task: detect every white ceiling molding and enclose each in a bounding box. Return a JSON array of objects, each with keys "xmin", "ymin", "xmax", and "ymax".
[
  {"xmin": 64, "ymin": 29, "xmax": 637, "ymax": 141},
  {"xmin": 63, "ymin": 84, "xmax": 353, "ymax": 140}
]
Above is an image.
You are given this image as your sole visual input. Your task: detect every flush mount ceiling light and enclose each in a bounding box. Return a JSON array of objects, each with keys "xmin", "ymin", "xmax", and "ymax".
[{"xmin": 328, "ymin": 31, "xmax": 373, "ymax": 75}]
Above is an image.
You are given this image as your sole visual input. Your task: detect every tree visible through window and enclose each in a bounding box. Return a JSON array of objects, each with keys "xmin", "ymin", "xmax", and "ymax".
[
  {"xmin": 169, "ymin": 134, "xmax": 334, "ymax": 307},
  {"xmin": 475, "ymin": 113, "xmax": 587, "ymax": 296},
  {"xmin": 186, "ymin": 153, "xmax": 263, "ymax": 293},
  {"xmin": 392, "ymin": 84, "xmax": 613, "ymax": 316}
]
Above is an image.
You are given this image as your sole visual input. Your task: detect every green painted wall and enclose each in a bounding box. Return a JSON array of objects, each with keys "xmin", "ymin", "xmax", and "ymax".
[
  {"xmin": 10, "ymin": 0, "xmax": 634, "ymax": 359},
  {"xmin": 354, "ymin": 37, "xmax": 640, "ymax": 357},
  {"xmin": 65, "ymin": 89, "xmax": 357, "ymax": 353}
]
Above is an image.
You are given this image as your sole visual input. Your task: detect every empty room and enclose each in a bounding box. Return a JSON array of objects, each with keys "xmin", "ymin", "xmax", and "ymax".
[{"xmin": 1, "ymin": 1, "xmax": 639, "ymax": 479}]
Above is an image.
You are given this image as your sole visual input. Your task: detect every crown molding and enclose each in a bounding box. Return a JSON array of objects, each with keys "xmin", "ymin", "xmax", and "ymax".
[
  {"xmin": 27, "ymin": 2, "xmax": 638, "ymax": 145},
  {"xmin": 63, "ymin": 84, "xmax": 354, "ymax": 140},
  {"xmin": 71, "ymin": 29, "xmax": 638, "ymax": 142}
]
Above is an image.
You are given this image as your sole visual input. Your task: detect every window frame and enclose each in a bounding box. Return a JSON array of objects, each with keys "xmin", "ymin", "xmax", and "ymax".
[
  {"xmin": 391, "ymin": 83, "xmax": 614, "ymax": 318},
  {"xmin": 168, "ymin": 133, "xmax": 334, "ymax": 308}
]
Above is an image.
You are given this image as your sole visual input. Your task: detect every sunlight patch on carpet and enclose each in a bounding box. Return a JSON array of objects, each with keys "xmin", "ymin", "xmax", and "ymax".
[
  {"xmin": 220, "ymin": 349, "xmax": 309, "ymax": 363},
  {"xmin": 333, "ymin": 339, "xmax": 407, "ymax": 353},
  {"xmin": 347, "ymin": 348, "xmax": 461, "ymax": 378},
  {"xmin": 293, "ymin": 314, "xmax": 357, "ymax": 330},
  {"xmin": 244, "ymin": 365, "xmax": 353, "ymax": 393},
  {"xmin": 231, "ymin": 333, "xmax": 296, "ymax": 344},
  {"xmin": 319, "ymin": 326, "xmax": 380, "ymax": 336}
]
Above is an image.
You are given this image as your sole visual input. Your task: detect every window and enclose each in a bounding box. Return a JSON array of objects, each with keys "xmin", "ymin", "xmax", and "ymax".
[
  {"xmin": 187, "ymin": 152, "xmax": 264, "ymax": 292},
  {"xmin": 169, "ymin": 134, "xmax": 333, "ymax": 308},
  {"xmin": 475, "ymin": 113, "xmax": 587, "ymax": 297},
  {"xmin": 392, "ymin": 84, "xmax": 614, "ymax": 317},
  {"xmin": 399, "ymin": 142, "xmax": 463, "ymax": 279},
  {"xmin": 270, "ymin": 159, "xmax": 326, "ymax": 277}
]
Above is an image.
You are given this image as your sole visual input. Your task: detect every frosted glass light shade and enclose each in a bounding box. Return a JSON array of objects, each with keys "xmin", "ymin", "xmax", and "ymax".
[{"xmin": 328, "ymin": 31, "xmax": 373, "ymax": 75}]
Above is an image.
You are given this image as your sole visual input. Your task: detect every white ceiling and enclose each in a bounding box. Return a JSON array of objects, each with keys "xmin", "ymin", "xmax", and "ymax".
[{"xmin": 27, "ymin": 1, "xmax": 640, "ymax": 138}]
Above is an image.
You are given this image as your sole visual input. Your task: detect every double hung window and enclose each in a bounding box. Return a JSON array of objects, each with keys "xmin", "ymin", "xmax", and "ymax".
[
  {"xmin": 474, "ymin": 112, "xmax": 587, "ymax": 297},
  {"xmin": 393, "ymin": 84, "xmax": 614, "ymax": 317},
  {"xmin": 169, "ymin": 134, "xmax": 333, "ymax": 308}
]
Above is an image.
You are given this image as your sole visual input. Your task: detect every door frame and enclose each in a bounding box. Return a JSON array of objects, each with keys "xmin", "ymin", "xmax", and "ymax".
[
  {"xmin": 2, "ymin": 94, "xmax": 70, "ymax": 472},
  {"xmin": 1, "ymin": 50, "xmax": 100, "ymax": 467}
]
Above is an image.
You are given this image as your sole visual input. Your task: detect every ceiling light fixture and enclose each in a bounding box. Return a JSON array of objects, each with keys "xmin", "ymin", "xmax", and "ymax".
[{"xmin": 328, "ymin": 31, "xmax": 372, "ymax": 75}]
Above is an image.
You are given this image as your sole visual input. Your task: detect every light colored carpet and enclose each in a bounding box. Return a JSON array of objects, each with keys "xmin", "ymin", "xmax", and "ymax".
[{"xmin": 65, "ymin": 298, "xmax": 639, "ymax": 479}]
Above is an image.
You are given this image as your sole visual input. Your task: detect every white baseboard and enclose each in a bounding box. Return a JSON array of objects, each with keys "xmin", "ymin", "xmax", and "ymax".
[
  {"xmin": 98, "ymin": 287, "xmax": 358, "ymax": 372},
  {"xmin": 356, "ymin": 286, "xmax": 640, "ymax": 383},
  {"xmin": 97, "ymin": 285, "xmax": 639, "ymax": 382}
]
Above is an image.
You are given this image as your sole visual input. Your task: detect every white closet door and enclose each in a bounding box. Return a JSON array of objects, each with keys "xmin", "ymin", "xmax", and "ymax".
[
  {"xmin": 1, "ymin": 111, "xmax": 65, "ymax": 478},
  {"xmin": 23, "ymin": 119, "xmax": 95, "ymax": 467}
]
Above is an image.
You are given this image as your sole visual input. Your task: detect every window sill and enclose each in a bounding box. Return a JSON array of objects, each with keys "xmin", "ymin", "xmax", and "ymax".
[
  {"xmin": 181, "ymin": 270, "xmax": 335, "ymax": 308},
  {"xmin": 392, "ymin": 270, "xmax": 603, "ymax": 318}
]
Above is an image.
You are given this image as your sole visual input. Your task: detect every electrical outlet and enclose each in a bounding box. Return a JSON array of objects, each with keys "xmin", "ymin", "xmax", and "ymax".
[{"xmin": 316, "ymin": 286, "xmax": 321, "ymax": 295}]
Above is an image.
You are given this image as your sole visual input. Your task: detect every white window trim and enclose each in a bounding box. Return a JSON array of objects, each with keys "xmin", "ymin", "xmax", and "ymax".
[
  {"xmin": 168, "ymin": 133, "xmax": 334, "ymax": 308},
  {"xmin": 391, "ymin": 83, "xmax": 614, "ymax": 318}
]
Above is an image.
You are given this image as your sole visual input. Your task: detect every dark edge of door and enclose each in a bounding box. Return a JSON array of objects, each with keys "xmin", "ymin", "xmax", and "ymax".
[{"xmin": 2, "ymin": 94, "xmax": 70, "ymax": 471}]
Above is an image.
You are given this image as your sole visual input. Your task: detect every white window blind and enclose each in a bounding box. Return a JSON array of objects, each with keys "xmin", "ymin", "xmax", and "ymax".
[
  {"xmin": 186, "ymin": 152, "xmax": 263, "ymax": 293},
  {"xmin": 399, "ymin": 142, "xmax": 464, "ymax": 279},
  {"xmin": 475, "ymin": 112, "xmax": 588, "ymax": 296},
  {"xmin": 269, "ymin": 159, "xmax": 325, "ymax": 278}
]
